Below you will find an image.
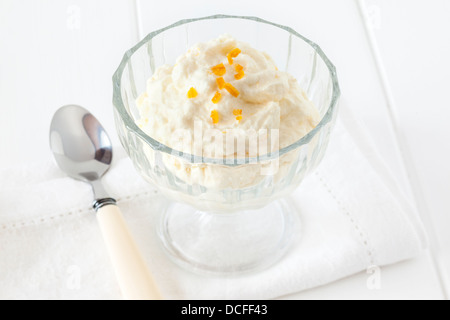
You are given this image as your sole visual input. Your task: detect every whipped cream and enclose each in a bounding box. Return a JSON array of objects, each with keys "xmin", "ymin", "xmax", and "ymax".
[{"xmin": 136, "ymin": 35, "xmax": 319, "ymax": 190}]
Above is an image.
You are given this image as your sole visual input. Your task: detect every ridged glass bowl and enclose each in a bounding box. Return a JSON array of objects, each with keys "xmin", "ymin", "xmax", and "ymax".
[{"xmin": 113, "ymin": 15, "xmax": 340, "ymax": 274}]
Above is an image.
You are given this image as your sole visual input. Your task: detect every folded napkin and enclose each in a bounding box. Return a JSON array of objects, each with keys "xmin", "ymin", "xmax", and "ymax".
[{"xmin": 0, "ymin": 104, "xmax": 426, "ymax": 299}]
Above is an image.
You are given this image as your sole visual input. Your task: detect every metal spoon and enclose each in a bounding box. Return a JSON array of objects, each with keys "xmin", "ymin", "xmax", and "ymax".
[{"xmin": 49, "ymin": 105, "xmax": 161, "ymax": 300}]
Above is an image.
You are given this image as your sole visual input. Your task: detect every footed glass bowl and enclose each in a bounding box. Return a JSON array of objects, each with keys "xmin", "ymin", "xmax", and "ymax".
[{"xmin": 113, "ymin": 15, "xmax": 340, "ymax": 274}]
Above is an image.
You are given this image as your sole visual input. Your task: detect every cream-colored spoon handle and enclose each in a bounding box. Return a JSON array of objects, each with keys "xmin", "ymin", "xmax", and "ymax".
[{"xmin": 96, "ymin": 204, "xmax": 162, "ymax": 300}]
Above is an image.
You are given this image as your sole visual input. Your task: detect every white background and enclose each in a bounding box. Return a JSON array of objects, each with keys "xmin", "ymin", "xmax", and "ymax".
[{"xmin": 0, "ymin": 0, "xmax": 449, "ymax": 299}]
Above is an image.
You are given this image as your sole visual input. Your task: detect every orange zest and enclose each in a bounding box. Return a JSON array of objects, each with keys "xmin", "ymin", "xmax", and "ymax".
[
  {"xmin": 224, "ymin": 83, "xmax": 240, "ymax": 97},
  {"xmin": 211, "ymin": 91, "xmax": 221, "ymax": 104},
  {"xmin": 233, "ymin": 109, "xmax": 243, "ymax": 122},
  {"xmin": 210, "ymin": 110, "xmax": 219, "ymax": 124},
  {"xmin": 227, "ymin": 48, "xmax": 241, "ymax": 65},
  {"xmin": 187, "ymin": 87, "xmax": 198, "ymax": 98},
  {"xmin": 234, "ymin": 64, "xmax": 245, "ymax": 80},
  {"xmin": 234, "ymin": 71, "xmax": 245, "ymax": 80},
  {"xmin": 211, "ymin": 63, "xmax": 226, "ymax": 76},
  {"xmin": 216, "ymin": 77, "xmax": 225, "ymax": 89}
]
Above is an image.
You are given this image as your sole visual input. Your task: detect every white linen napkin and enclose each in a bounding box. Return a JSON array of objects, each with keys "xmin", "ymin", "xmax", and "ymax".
[{"xmin": 0, "ymin": 105, "xmax": 426, "ymax": 300}]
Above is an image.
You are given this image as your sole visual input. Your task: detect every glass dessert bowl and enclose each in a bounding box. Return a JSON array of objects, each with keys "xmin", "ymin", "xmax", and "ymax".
[{"xmin": 113, "ymin": 15, "xmax": 340, "ymax": 274}]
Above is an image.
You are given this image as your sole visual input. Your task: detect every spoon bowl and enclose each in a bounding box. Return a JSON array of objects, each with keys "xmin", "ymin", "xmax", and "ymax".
[{"xmin": 50, "ymin": 105, "xmax": 112, "ymax": 183}]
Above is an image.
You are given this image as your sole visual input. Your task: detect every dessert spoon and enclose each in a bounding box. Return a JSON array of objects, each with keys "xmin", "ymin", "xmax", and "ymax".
[{"xmin": 49, "ymin": 104, "xmax": 161, "ymax": 300}]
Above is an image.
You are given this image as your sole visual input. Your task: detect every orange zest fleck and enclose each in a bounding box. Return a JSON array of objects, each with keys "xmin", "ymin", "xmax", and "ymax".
[
  {"xmin": 234, "ymin": 64, "xmax": 245, "ymax": 80},
  {"xmin": 187, "ymin": 87, "xmax": 198, "ymax": 98},
  {"xmin": 211, "ymin": 63, "xmax": 226, "ymax": 76},
  {"xmin": 233, "ymin": 109, "xmax": 243, "ymax": 121},
  {"xmin": 210, "ymin": 110, "xmax": 219, "ymax": 124},
  {"xmin": 211, "ymin": 91, "xmax": 222, "ymax": 104},
  {"xmin": 234, "ymin": 71, "xmax": 245, "ymax": 80},
  {"xmin": 224, "ymin": 83, "xmax": 240, "ymax": 97},
  {"xmin": 227, "ymin": 48, "xmax": 241, "ymax": 65},
  {"xmin": 216, "ymin": 77, "xmax": 225, "ymax": 89}
]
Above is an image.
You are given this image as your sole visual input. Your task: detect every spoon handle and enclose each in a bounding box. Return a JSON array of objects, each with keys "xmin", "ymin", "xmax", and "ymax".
[{"xmin": 96, "ymin": 204, "xmax": 162, "ymax": 300}]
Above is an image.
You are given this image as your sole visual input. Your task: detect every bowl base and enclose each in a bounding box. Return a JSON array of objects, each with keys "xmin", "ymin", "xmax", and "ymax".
[{"xmin": 157, "ymin": 198, "xmax": 298, "ymax": 275}]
